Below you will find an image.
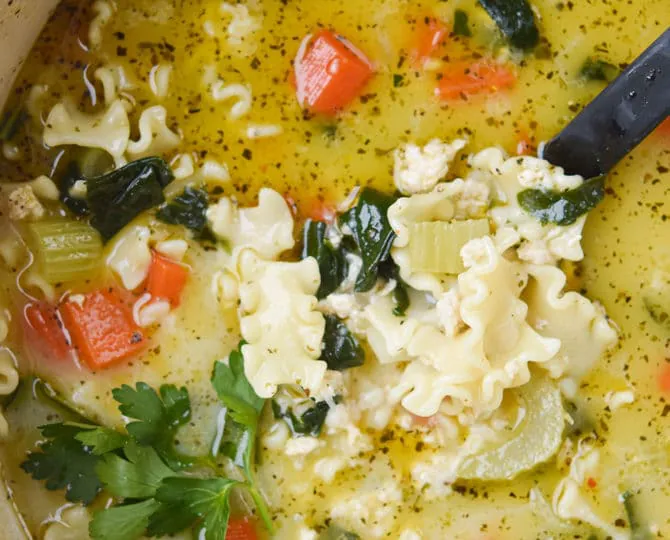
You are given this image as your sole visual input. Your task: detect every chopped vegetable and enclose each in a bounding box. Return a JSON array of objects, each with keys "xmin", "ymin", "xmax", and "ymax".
[
  {"xmin": 621, "ymin": 491, "xmax": 652, "ymax": 540},
  {"xmin": 301, "ymin": 219, "xmax": 348, "ymax": 299},
  {"xmin": 517, "ymin": 175, "xmax": 605, "ymax": 226},
  {"xmin": 57, "ymin": 149, "xmax": 114, "ymax": 216},
  {"xmin": 414, "ymin": 17, "xmax": 448, "ymax": 65},
  {"xmin": 458, "ymin": 376, "xmax": 565, "ymax": 480},
  {"xmin": 156, "ymin": 186, "xmax": 210, "ymax": 237},
  {"xmin": 339, "ymin": 187, "xmax": 397, "ymax": 292},
  {"xmin": 408, "ymin": 219, "xmax": 490, "ymax": 274},
  {"xmin": 89, "ymin": 499, "xmax": 161, "ymax": 540},
  {"xmin": 224, "ymin": 518, "xmax": 257, "ymax": 540},
  {"xmin": 23, "ymin": 302, "xmax": 72, "ymax": 361},
  {"xmin": 294, "ymin": 30, "xmax": 373, "ymax": 115},
  {"xmin": 580, "ymin": 57, "xmax": 620, "ymax": 82},
  {"xmin": 27, "ymin": 219, "xmax": 103, "ymax": 284},
  {"xmin": 378, "ymin": 260, "xmax": 410, "ymax": 316},
  {"xmin": 272, "ymin": 393, "xmax": 336, "ymax": 437},
  {"xmin": 20, "ymin": 423, "xmax": 103, "ymax": 504},
  {"xmin": 85, "ymin": 157, "xmax": 174, "ymax": 241},
  {"xmin": 453, "ymin": 10, "xmax": 472, "ymax": 37},
  {"xmin": 642, "ymin": 269, "xmax": 670, "ymax": 330},
  {"xmin": 146, "ymin": 251, "xmax": 189, "ymax": 306},
  {"xmin": 304, "ymin": 198, "xmax": 337, "ymax": 223},
  {"xmin": 320, "ymin": 525, "xmax": 361, "ymax": 540},
  {"xmin": 477, "ymin": 0, "xmax": 539, "ymax": 49},
  {"xmin": 437, "ymin": 60, "xmax": 517, "ymax": 100},
  {"xmin": 59, "ymin": 289, "xmax": 146, "ymax": 370},
  {"xmin": 112, "ymin": 383, "xmax": 191, "ymax": 469},
  {"xmin": 658, "ymin": 364, "xmax": 670, "ymax": 394},
  {"xmin": 320, "ymin": 314, "xmax": 365, "ymax": 371}
]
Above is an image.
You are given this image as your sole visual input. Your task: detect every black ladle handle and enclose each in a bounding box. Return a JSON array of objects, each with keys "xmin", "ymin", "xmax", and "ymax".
[{"xmin": 542, "ymin": 28, "xmax": 670, "ymax": 179}]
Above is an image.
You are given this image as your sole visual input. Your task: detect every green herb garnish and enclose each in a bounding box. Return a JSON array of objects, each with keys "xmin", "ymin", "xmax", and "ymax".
[
  {"xmin": 517, "ymin": 175, "xmax": 605, "ymax": 226},
  {"xmin": 477, "ymin": 0, "xmax": 539, "ymax": 50},
  {"xmin": 320, "ymin": 314, "xmax": 365, "ymax": 371},
  {"xmin": 453, "ymin": 10, "xmax": 472, "ymax": 37},
  {"xmin": 156, "ymin": 186, "xmax": 210, "ymax": 237},
  {"xmin": 580, "ymin": 57, "xmax": 620, "ymax": 82}
]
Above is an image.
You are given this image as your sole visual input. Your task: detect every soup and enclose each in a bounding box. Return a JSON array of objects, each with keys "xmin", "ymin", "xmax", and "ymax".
[{"xmin": 0, "ymin": 0, "xmax": 668, "ymax": 538}]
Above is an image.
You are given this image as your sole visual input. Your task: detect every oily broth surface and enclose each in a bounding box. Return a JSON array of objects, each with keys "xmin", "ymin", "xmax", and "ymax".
[{"xmin": 0, "ymin": 0, "xmax": 668, "ymax": 537}]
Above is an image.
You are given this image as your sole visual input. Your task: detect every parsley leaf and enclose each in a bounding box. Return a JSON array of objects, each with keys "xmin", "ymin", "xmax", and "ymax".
[
  {"xmin": 112, "ymin": 383, "xmax": 191, "ymax": 467},
  {"xmin": 74, "ymin": 426, "xmax": 127, "ymax": 455},
  {"xmin": 96, "ymin": 441, "xmax": 175, "ymax": 499},
  {"xmin": 20, "ymin": 423, "xmax": 102, "ymax": 504},
  {"xmin": 211, "ymin": 345, "xmax": 265, "ymax": 429},
  {"xmin": 147, "ymin": 477, "xmax": 239, "ymax": 539},
  {"xmin": 89, "ymin": 499, "xmax": 161, "ymax": 540}
]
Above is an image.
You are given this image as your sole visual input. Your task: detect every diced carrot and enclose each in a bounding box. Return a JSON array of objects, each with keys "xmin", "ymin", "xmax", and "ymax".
[
  {"xmin": 413, "ymin": 17, "xmax": 448, "ymax": 66},
  {"xmin": 653, "ymin": 117, "xmax": 670, "ymax": 139},
  {"xmin": 659, "ymin": 364, "xmax": 670, "ymax": 394},
  {"xmin": 586, "ymin": 477, "xmax": 597, "ymax": 489},
  {"xmin": 59, "ymin": 289, "xmax": 146, "ymax": 369},
  {"xmin": 146, "ymin": 251, "xmax": 189, "ymax": 306},
  {"xmin": 304, "ymin": 198, "xmax": 336, "ymax": 223},
  {"xmin": 226, "ymin": 518, "xmax": 257, "ymax": 540},
  {"xmin": 23, "ymin": 302, "xmax": 72, "ymax": 361},
  {"xmin": 294, "ymin": 30, "xmax": 373, "ymax": 115},
  {"xmin": 437, "ymin": 60, "xmax": 517, "ymax": 101}
]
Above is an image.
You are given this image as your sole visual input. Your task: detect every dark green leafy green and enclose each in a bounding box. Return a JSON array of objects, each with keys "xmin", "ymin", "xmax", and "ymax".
[
  {"xmin": 96, "ymin": 441, "xmax": 174, "ymax": 499},
  {"xmin": 20, "ymin": 423, "xmax": 103, "ymax": 504},
  {"xmin": 112, "ymin": 383, "xmax": 191, "ymax": 468},
  {"xmin": 379, "ymin": 260, "xmax": 410, "ymax": 317},
  {"xmin": 477, "ymin": 0, "xmax": 539, "ymax": 49},
  {"xmin": 85, "ymin": 157, "xmax": 174, "ymax": 240},
  {"xmin": 320, "ymin": 315, "xmax": 365, "ymax": 371},
  {"xmin": 622, "ymin": 491, "xmax": 652, "ymax": 540},
  {"xmin": 453, "ymin": 9, "xmax": 472, "ymax": 37},
  {"xmin": 301, "ymin": 219, "xmax": 349, "ymax": 299},
  {"xmin": 340, "ymin": 187, "xmax": 397, "ymax": 292},
  {"xmin": 272, "ymin": 398, "xmax": 336, "ymax": 437},
  {"xmin": 89, "ymin": 499, "xmax": 161, "ymax": 540},
  {"xmin": 0, "ymin": 106, "xmax": 27, "ymax": 141},
  {"xmin": 517, "ymin": 175, "xmax": 605, "ymax": 226},
  {"xmin": 156, "ymin": 186, "xmax": 210, "ymax": 236},
  {"xmin": 580, "ymin": 57, "xmax": 620, "ymax": 82}
]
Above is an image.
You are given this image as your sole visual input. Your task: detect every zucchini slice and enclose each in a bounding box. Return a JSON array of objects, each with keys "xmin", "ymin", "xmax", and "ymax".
[{"xmin": 458, "ymin": 375, "xmax": 564, "ymax": 481}]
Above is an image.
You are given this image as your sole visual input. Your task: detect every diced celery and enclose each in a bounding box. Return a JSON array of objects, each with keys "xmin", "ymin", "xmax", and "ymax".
[
  {"xmin": 28, "ymin": 219, "xmax": 103, "ymax": 284},
  {"xmin": 458, "ymin": 375, "xmax": 565, "ymax": 481},
  {"xmin": 408, "ymin": 219, "xmax": 490, "ymax": 274}
]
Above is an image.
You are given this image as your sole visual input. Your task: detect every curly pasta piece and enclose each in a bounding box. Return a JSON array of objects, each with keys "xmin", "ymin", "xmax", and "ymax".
[
  {"xmin": 106, "ymin": 225, "xmax": 153, "ymax": 290},
  {"xmin": 0, "ymin": 346, "xmax": 18, "ymax": 441},
  {"xmin": 126, "ymin": 106, "xmax": 181, "ymax": 158},
  {"xmin": 207, "ymin": 188, "xmax": 294, "ymax": 259},
  {"xmin": 211, "ymin": 80, "xmax": 253, "ymax": 119},
  {"xmin": 94, "ymin": 64, "xmax": 133, "ymax": 106},
  {"xmin": 220, "ymin": 1, "xmax": 262, "ymax": 54},
  {"xmin": 236, "ymin": 249, "xmax": 327, "ymax": 397},
  {"xmin": 149, "ymin": 64, "xmax": 173, "ymax": 99},
  {"xmin": 524, "ymin": 264, "xmax": 617, "ymax": 379},
  {"xmin": 44, "ymin": 99, "xmax": 130, "ymax": 166},
  {"xmin": 88, "ymin": 0, "xmax": 115, "ymax": 49}
]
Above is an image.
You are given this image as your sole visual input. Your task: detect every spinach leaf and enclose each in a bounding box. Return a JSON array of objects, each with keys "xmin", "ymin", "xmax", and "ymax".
[
  {"xmin": 0, "ymin": 106, "xmax": 27, "ymax": 141},
  {"xmin": 379, "ymin": 260, "xmax": 410, "ymax": 317},
  {"xmin": 301, "ymin": 219, "xmax": 349, "ymax": 299},
  {"xmin": 477, "ymin": 0, "xmax": 539, "ymax": 50},
  {"xmin": 86, "ymin": 157, "xmax": 174, "ymax": 240},
  {"xmin": 580, "ymin": 57, "xmax": 620, "ymax": 82},
  {"xmin": 320, "ymin": 315, "xmax": 365, "ymax": 371},
  {"xmin": 621, "ymin": 491, "xmax": 652, "ymax": 540},
  {"xmin": 156, "ymin": 186, "xmax": 209, "ymax": 236},
  {"xmin": 340, "ymin": 187, "xmax": 397, "ymax": 292},
  {"xmin": 453, "ymin": 10, "xmax": 472, "ymax": 37},
  {"xmin": 517, "ymin": 175, "xmax": 605, "ymax": 226},
  {"xmin": 272, "ymin": 397, "xmax": 339, "ymax": 437}
]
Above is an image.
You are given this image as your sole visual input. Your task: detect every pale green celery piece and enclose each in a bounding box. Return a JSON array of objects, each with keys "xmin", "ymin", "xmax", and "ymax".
[
  {"xmin": 28, "ymin": 219, "xmax": 103, "ymax": 284},
  {"xmin": 458, "ymin": 375, "xmax": 565, "ymax": 481},
  {"xmin": 408, "ymin": 219, "xmax": 490, "ymax": 275},
  {"xmin": 642, "ymin": 269, "xmax": 670, "ymax": 330}
]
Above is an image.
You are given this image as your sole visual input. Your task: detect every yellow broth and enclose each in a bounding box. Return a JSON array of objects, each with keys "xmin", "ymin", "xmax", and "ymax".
[{"xmin": 0, "ymin": 0, "xmax": 668, "ymax": 538}]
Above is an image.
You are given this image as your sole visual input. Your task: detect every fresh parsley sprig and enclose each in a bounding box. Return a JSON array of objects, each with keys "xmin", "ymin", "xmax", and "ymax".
[{"xmin": 22, "ymin": 345, "xmax": 274, "ymax": 539}]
